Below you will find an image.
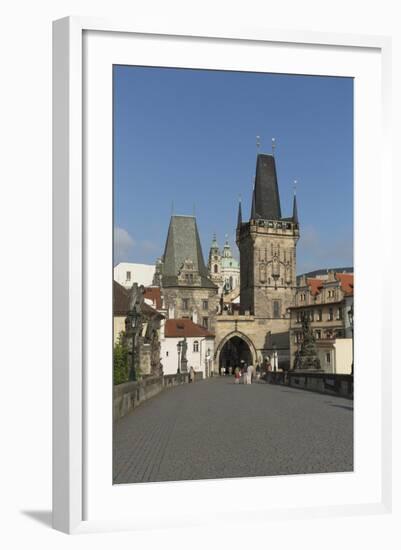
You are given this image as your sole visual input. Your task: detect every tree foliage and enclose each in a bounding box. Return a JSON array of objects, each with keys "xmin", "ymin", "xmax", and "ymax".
[{"xmin": 113, "ymin": 333, "xmax": 129, "ymax": 385}]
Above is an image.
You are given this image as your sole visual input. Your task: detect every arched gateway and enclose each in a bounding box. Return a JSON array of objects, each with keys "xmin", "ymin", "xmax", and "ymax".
[{"xmin": 215, "ymin": 331, "xmax": 257, "ymax": 371}]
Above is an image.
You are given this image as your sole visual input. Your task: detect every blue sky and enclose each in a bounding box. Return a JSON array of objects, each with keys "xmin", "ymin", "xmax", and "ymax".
[{"xmin": 113, "ymin": 66, "xmax": 353, "ymax": 274}]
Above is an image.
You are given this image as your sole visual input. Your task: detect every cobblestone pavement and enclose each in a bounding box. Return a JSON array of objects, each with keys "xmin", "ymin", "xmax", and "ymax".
[{"xmin": 113, "ymin": 377, "xmax": 353, "ymax": 484}]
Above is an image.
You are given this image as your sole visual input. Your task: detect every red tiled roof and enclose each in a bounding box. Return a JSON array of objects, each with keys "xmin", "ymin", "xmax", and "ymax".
[
  {"xmin": 307, "ymin": 278, "xmax": 323, "ymax": 296},
  {"xmin": 164, "ymin": 319, "xmax": 214, "ymax": 338},
  {"xmin": 305, "ymin": 273, "xmax": 354, "ymax": 297},
  {"xmin": 335, "ymin": 273, "xmax": 354, "ymax": 295},
  {"xmin": 113, "ymin": 281, "xmax": 130, "ymax": 315},
  {"xmin": 144, "ymin": 286, "xmax": 163, "ymax": 309},
  {"xmin": 113, "ymin": 281, "xmax": 164, "ymax": 319}
]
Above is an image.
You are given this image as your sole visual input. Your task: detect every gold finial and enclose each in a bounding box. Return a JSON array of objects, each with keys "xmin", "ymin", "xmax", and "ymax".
[{"xmin": 293, "ymin": 179, "xmax": 298, "ymax": 196}]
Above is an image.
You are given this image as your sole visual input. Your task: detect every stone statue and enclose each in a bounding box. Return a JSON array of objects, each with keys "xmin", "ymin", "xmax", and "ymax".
[
  {"xmin": 181, "ymin": 337, "xmax": 188, "ymax": 362},
  {"xmin": 180, "ymin": 337, "xmax": 188, "ymax": 373},
  {"xmin": 295, "ymin": 312, "xmax": 321, "ymax": 370},
  {"xmin": 129, "ymin": 283, "xmax": 145, "ymax": 313}
]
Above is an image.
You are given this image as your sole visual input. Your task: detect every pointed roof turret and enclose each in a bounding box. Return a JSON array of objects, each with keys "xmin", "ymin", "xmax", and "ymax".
[
  {"xmin": 292, "ymin": 193, "xmax": 299, "ymax": 224},
  {"xmin": 223, "ymin": 235, "xmax": 232, "ymax": 258},
  {"xmin": 250, "ymin": 187, "xmax": 256, "ymax": 219},
  {"xmin": 251, "ymin": 154, "xmax": 282, "ymax": 220},
  {"xmin": 210, "ymin": 232, "xmax": 219, "ymax": 251},
  {"xmin": 161, "ymin": 215, "xmax": 216, "ymax": 288},
  {"xmin": 237, "ymin": 198, "xmax": 242, "ymax": 228}
]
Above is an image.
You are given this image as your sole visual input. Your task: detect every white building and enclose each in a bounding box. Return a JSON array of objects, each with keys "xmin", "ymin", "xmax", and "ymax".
[
  {"xmin": 160, "ymin": 318, "xmax": 215, "ymax": 378},
  {"xmin": 114, "ymin": 262, "xmax": 155, "ymax": 289}
]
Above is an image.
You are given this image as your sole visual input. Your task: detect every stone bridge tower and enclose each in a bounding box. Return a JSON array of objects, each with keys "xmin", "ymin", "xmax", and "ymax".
[{"xmin": 236, "ymin": 153, "xmax": 300, "ymax": 319}]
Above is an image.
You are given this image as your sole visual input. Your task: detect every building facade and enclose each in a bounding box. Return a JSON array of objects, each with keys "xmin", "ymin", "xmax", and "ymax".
[
  {"xmin": 289, "ymin": 272, "xmax": 354, "ymax": 373},
  {"xmin": 114, "ymin": 262, "xmax": 155, "ymax": 289},
  {"xmin": 160, "ymin": 318, "xmax": 215, "ymax": 377}
]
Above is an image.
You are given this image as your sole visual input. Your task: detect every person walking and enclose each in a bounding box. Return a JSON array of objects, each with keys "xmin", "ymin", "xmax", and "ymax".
[
  {"xmin": 242, "ymin": 363, "xmax": 248, "ymax": 384},
  {"xmin": 246, "ymin": 363, "xmax": 254, "ymax": 385},
  {"xmin": 234, "ymin": 366, "xmax": 241, "ymax": 384},
  {"xmin": 189, "ymin": 366, "xmax": 195, "ymax": 383}
]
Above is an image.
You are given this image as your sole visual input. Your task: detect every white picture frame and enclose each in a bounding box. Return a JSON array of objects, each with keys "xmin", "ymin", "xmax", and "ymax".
[{"xmin": 52, "ymin": 16, "xmax": 392, "ymax": 534}]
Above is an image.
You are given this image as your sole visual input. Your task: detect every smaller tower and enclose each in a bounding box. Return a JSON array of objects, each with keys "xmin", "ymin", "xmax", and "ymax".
[
  {"xmin": 221, "ymin": 236, "xmax": 240, "ymax": 292},
  {"xmin": 208, "ymin": 234, "xmax": 223, "ymax": 289}
]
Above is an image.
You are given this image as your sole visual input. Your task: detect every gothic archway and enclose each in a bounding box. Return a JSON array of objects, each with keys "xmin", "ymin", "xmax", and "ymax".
[{"xmin": 215, "ymin": 331, "xmax": 257, "ymax": 372}]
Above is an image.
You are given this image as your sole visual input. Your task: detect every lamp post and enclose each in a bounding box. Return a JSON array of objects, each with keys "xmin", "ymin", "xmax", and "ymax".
[
  {"xmin": 206, "ymin": 347, "xmax": 211, "ymax": 378},
  {"xmin": 177, "ymin": 341, "xmax": 182, "ymax": 374},
  {"xmin": 348, "ymin": 304, "xmax": 354, "ymax": 376}
]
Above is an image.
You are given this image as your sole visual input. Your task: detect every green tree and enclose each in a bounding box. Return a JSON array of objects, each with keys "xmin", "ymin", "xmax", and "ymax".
[{"xmin": 113, "ymin": 333, "xmax": 129, "ymax": 385}]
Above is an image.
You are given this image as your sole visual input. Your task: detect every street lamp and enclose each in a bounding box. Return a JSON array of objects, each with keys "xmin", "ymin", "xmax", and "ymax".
[
  {"xmin": 177, "ymin": 341, "xmax": 182, "ymax": 374},
  {"xmin": 348, "ymin": 304, "xmax": 354, "ymax": 376},
  {"xmin": 206, "ymin": 347, "xmax": 211, "ymax": 378}
]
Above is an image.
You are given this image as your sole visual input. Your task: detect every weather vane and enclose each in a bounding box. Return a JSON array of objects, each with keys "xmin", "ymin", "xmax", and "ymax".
[
  {"xmin": 256, "ymin": 135, "xmax": 261, "ymax": 152},
  {"xmin": 271, "ymin": 137, "xmax": 276, "ymax": 155},
  {"xmin": 293, "ymin": 179, "xmax": 298, "ymax": 196}
]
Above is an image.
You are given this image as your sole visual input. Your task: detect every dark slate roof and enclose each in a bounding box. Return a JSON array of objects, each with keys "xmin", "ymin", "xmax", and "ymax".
[
  {"xmin": 237, "ymin": 199, "xmax": 242, "ymax": 228},
  {"xmin": 161, "ymin": 215, "xmax": 216, "ymax": 288},
  {"xmin": 292, "ymin": 194, "xmax": 299, "ymax": 224},
  {"xmin": 251, "ymin": 154, "xmax": 282, "ymax": 220}
]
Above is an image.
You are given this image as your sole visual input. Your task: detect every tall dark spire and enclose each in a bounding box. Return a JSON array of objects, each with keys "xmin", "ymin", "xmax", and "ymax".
[
  {"xmin": 292, "ymin": 193, "xmax": 299, "ymax": 224},
  {"xmin": 250, "ymin": 187, "xmax": 256, "ymax": 219},
  {"xmin": 251, "ymin": 154, "xmax": 282, "ymax": 220},
  {"xmin": 237, "ymin": 198, "xmax": 242, "ymax": 228}
]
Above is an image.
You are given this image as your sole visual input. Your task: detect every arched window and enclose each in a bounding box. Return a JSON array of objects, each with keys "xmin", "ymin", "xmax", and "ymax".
[
  {"xmin": 214, "ymin": 264, "xmax": 218, "ymax": 273},
  {"xmin": 193, "ymin": 341, "xmax": 199, "ymax": 352}
]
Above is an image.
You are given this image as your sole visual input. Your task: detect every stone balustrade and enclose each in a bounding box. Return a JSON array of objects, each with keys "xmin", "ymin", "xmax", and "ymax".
[
  {"xmin": 114, "ymin": 371, "xmax": 203, "ymax": 420},
  {"xmin": 263, "ymin": 371, "xmax": 353, "ymax": 398}
]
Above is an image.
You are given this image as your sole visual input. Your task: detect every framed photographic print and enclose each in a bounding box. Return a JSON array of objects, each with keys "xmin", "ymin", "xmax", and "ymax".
[{"xmin": 53, "ymin": 17, "xmax": 392, "ymax": 534}]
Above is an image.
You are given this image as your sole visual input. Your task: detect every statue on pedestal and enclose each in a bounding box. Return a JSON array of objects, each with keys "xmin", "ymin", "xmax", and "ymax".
[{"xmin": 294, "ymin": 312, "xmax": 321, "ymax": 370}]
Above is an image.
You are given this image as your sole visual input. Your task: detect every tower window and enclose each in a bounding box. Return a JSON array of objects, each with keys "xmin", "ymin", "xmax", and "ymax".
[
  {"xmin": 214, "ymin": 264, "xmax": 218, "ymax": 273},
  {"xmin": 193, "ymin": 341, "xmax": 199, "ymax": 352},
  {"xmin": 202, "ymin": 300, "xmax": 208, "ymax": 310},
  {"xmin": 126, "ymin": 271, "xmax": 131, "ymax": 281},
  {"xmin": 182, "ymin": 298, "xmax": 189, "ymax": 310},
  {"xmin": 329, "ymin": 307, "xmax": 334, "ymax": 321},
  {"xmin": 273, "ymin": 301, "xmax": 280, "ymax": 319},
  {"xmin": 202, "ymin": 317, "xmax": 209, "ymax": 328}
]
